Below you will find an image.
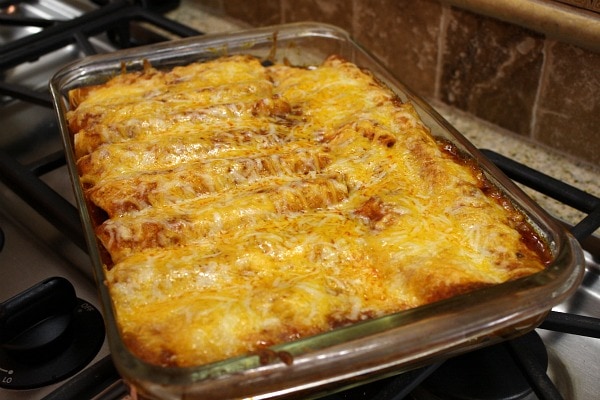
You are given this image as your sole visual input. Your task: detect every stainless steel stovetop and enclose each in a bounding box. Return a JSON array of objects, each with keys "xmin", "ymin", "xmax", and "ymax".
[{"xmin": 0, "ymin": 1, "xmax": 598, "ymax": 399}]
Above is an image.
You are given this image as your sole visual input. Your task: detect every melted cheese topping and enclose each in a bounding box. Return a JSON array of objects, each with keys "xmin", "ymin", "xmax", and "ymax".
[{"xmin": 67, "ymin": 54, "xmax": 549, "ymax": 368}]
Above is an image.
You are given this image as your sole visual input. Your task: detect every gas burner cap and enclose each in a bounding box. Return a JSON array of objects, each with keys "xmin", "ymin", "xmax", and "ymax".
[
  {"xmin": 0, "ymin": 277, "xmax": 105, "ymax": 390},
  {"xmin": 413, "ymin": 332, "xmax": 547, "ymax": 400}
]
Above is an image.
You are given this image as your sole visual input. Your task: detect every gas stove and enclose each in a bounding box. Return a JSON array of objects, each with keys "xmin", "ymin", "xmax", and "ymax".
[{"xmin": 0, "ymin": 1, "xmax": 598, "ymax": 399}]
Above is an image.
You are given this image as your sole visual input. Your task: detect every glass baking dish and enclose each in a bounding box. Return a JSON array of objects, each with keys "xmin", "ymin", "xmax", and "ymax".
[{"xmin": 50, "ymin": 22, "xmax": 585, "ymax": 400}]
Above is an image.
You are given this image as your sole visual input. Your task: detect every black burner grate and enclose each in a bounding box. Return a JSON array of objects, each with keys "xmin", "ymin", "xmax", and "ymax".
[
  {"xmin": 481, "ymin": 149, "xmax": 600, "ymax": 242},
  {"xmin": 0, "ymin": 0, "xmax": 202, "ymax": 250},
  {"xmin": 0, "ymin": 1, "xmax": 201, "ymax": 94}
]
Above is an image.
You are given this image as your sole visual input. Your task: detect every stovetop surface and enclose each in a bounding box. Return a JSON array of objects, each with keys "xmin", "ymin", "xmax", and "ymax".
[{"xmin": 0, "ymin": 1, "xmax": 599, "ymax": 399}]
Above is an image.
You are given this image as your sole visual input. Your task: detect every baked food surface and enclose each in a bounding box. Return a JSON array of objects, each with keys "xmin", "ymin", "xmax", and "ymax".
[{"xmin": 67, "ymin": 54, "xmax": 551, "ymax": 367}]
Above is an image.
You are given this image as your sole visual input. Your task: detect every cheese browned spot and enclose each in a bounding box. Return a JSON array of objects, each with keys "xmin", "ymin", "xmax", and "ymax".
[{"xmin": 67, "ymin": 54, "xmax": 550, "ymax": 368}]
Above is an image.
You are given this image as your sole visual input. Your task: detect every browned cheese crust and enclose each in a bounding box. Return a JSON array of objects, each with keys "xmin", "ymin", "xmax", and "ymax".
[{"xmin": 66, "ymin": 54, "xmax": 551, "ymax": 367}]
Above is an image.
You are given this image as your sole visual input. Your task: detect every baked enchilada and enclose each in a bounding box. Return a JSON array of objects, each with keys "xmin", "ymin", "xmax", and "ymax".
[{"xmin": 66, "ymin": 54, "xmax": 550, "ymax": 368}]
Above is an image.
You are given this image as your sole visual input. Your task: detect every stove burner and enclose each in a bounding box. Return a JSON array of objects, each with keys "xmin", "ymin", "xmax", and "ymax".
[
  {"xmin": 414, "ymin": 332, "xmax": 548, "ymax": 400},
  {"xmin": 0, "ymin": 277, "xmax": 104, "ymax": 390}
]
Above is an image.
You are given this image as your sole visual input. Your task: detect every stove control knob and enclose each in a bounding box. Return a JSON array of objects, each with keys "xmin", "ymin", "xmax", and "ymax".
[
  {"xmin": 0, "ymin": 277, "xmax": 105, "ymax": 390},
  {"xmin": 0, "ymin": 277, "xmax": 76, "ymax": 359}
]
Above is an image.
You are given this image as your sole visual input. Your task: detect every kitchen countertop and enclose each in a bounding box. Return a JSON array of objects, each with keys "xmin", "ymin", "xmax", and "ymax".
[{"xmin": 168, "ymin": 1, "xmax": 599, "ymax": 233}]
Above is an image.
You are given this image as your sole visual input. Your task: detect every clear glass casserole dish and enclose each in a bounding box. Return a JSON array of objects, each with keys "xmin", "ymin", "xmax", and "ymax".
[{"xmin": 50, "ymin": 22, "xmax": 585, "ymax": 400}]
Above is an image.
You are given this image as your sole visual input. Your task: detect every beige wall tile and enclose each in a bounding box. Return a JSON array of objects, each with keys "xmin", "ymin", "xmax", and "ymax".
[
  {"xmin": 440, "ymin": 7, "xmax": 544, "ymax": 137},
  {"xmin": 534, "ymin": 41, "xmax": 600, "ymax": 165},
  {"xmin": 353, "ymin": 0, "xmax": 442, "ymax": 98},
  {"xmin": 281, "ymin": 0, "xmax": 353, "ymax": 32},
  {"xmin": 223, "ymin": 0, "xmax": 281, "ymax": 27}
]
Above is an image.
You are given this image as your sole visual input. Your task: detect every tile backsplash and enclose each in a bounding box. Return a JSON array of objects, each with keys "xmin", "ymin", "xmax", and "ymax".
[{"xmin": 192, "ymin": 0, "xmax": 599, "ymax": 166}]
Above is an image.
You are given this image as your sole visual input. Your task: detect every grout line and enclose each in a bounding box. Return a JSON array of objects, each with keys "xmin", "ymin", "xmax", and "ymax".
[
  {"xmin": 434, "ymin": 4, "xmax": 450, "ymax": 101},
  {"xmin": 441, "ymin": 0, "xmax": 600, "ymax": 53},
  {"xmin": 351, "ymin": 0, "xmax": 357, "ymax": 37},
  {"xmin": 279, "ymin": 0, "xmax": 286, "ymax": 24},
  {"xmin": 530, "ymin": 38, "xmax": 552, "ymax": 139}
]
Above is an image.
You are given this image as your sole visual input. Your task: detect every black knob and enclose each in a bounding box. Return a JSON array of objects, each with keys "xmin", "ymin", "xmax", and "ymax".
[
  {"xmin": 1, "ymin": 277, "xmax": 76, "ymax": 360},
  {"xmin": 0, "ymin": 277, "xmax": 105, "ymax": 390}
]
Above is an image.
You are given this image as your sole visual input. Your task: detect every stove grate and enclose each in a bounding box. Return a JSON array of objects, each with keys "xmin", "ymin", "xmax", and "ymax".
[
  {"xmin": 540, "ymin": 310, "xmax": 600, "ymax": 338},
  {"xmin": 0, "ymin": 148, "xmax": 84, "ymax": 248},
  {"xmin": 481, "ymin": 149, "xmax": 600, "ymax": 242},
  {"xmin": 0, "ymin": 0, "xmax": 202, "ymax": 250},
  {"xmin": 0, "ymin": 80, "xmax": 52, "ymax": 106},
  {"xmin": 507, "ymin": 334, "xmax": 564, "ymax": 400},
  {"xmin": 0, "ymin": 0, "xmax": 200, "ymax": 70}
]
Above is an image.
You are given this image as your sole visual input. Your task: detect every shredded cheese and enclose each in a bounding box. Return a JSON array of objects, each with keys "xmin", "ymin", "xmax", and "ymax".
[{"xmin": 67, "ymin": 54, "xmax": 549, "ymax": 368}]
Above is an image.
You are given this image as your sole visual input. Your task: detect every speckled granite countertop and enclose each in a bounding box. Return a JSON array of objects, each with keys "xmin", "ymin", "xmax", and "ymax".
[{"xmin": 168, "ymin": 2, "xmax": 599, "ymax": 233}]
